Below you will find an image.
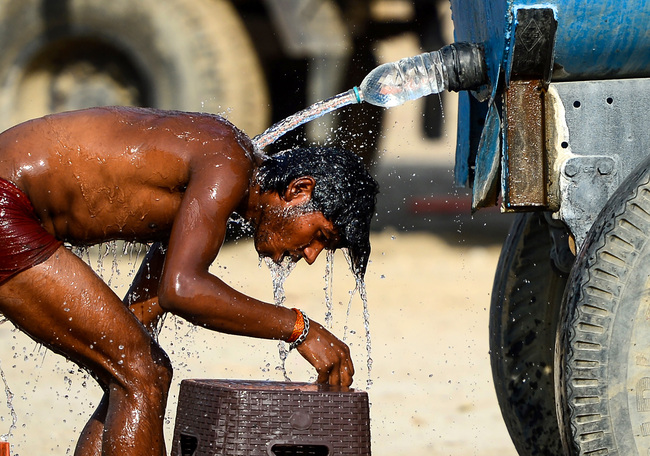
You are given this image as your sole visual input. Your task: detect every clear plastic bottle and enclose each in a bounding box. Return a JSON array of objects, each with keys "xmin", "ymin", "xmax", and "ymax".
[
  {"xmin": 356, "ymin": 42, "xmax": 486, "ymax": 108},
  {"xmin": 357, "ymin": 51, "xmax": 448, "ymax": 108}
]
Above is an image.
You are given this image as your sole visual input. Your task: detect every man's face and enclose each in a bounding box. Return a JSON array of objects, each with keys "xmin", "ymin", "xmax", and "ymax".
[{"xmin": 254, "ymin": 202, "xmax": 340, "ymax": 265}]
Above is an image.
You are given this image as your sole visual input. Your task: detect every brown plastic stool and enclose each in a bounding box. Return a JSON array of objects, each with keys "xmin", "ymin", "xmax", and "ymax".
[{"xmin": 171, "ymin": 379, "xmax": 371, "ymax": 456}]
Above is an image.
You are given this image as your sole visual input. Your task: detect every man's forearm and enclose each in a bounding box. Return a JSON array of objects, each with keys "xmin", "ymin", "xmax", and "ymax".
[{"xmin": 158, "ymin": 270, "xmax": 298, "ymax": 341}]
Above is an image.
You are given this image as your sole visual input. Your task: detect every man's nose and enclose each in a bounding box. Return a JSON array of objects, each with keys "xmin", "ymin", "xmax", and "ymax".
[{"xmin": 302, "ymin": 243, "xmax": 324, "ymax": 264}]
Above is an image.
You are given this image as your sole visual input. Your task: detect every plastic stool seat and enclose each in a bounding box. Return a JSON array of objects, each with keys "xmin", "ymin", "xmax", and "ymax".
[{"xmin": 171, "ymin": 379, "xmax": 371, "ymax": 456}]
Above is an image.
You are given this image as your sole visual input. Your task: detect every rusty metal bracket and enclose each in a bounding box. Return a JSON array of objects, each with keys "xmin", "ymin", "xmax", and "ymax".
[
  {"xmin": 502, "ymin": 79, "xmax": 547, "ymax": 209},
  {"xmin": 499, "ymin": 7, "xmax": 557, "ymax": 211}
]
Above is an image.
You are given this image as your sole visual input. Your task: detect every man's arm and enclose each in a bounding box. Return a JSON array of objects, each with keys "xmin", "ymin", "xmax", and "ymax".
[
  {"xmin": 123, "ymin": 242, "xmax": 167, "ymax": 334},
  {"xmin": 157, "ymin": 146, "xmax": 354, "ymax": 386}
]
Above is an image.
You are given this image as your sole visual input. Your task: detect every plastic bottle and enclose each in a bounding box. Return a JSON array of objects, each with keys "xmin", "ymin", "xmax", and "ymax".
[
  {"xmin": 357, "ymin": 51, "xmax": 448, "ymax": 108},
  {"xmin": 356, "ymin": 42, "xmax": 486, "ymax": 108}
]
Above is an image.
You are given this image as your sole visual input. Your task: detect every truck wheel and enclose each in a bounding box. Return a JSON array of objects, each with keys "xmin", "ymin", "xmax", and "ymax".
[
  {"xmin": 490, "ymin": 212, "xmax": 570, "ymax": 455},
  {"xmin": 557, "ymin": 155, "xmax": 650, "ymax": 455},
  {"xmin": 0, "ymin": 0, "xmax": 269, "ymax": 136}
]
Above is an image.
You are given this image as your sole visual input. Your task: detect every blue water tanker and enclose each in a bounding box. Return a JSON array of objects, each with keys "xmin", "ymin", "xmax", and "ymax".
[
  {"xmin": 452, "ymin": 0, "xmax": 650, "ymax": 86},
  {"xmin": 446, "ymin": 2, "xmax": 650, "ymax": 456}
]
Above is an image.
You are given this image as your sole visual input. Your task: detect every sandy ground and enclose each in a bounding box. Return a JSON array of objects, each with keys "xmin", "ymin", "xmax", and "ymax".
[{"xmin": 0, "ymin": 229, "xmax": 519, "ymax": 456}]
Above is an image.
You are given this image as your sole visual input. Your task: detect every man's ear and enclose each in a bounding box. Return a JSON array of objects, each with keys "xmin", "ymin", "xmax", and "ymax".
[{"xmin": 284, "ymin": 176, "xmax": 315, "ymax": 204}]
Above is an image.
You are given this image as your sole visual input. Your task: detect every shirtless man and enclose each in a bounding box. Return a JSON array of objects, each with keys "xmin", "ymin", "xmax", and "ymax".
[{"xmin": 0, "ymin": 106, "xmax": 378, "ymax": 456}]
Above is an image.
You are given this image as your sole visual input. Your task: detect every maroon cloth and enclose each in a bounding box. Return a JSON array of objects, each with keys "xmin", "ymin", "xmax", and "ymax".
[{"xmin": 0, "ymin": 178, "xmax": 62, "ymax": 285}]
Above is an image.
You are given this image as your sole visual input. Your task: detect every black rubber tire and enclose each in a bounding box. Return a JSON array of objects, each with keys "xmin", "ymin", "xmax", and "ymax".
[
  {"xmin": 0, "ymin": 0, "xmax": 269, "ymax": 136},
  {"xmin": 490, "ymin": 212, "xmax": 570, "ymax": 455},
  {"xmin": 557, "ymin": 154, "xmax": 650, "ymax": 455}
]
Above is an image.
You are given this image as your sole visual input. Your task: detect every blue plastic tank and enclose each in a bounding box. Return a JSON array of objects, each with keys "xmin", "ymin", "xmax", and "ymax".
[
  {"xmin": 450, "ymin": 0, "xmax": 650, "ymax": 87},
  {"xmin": 451, "ymin": 0, "xmax": 650, "ymax": 196}
]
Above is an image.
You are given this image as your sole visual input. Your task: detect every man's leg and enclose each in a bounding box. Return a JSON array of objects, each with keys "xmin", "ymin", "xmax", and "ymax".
[
  {"xmin": 0, "ymin": 246, "xmax": 173, "ymax": 456},
  {"xmin": 75, "ymin": 392, "xmax": 109, "ymax": 456},
  {"xmin": 75, "ymin": 242, "xmax": 169, "ymax": 455}
]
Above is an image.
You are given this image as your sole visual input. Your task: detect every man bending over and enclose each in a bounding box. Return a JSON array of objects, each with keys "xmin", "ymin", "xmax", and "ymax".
[{"xmin": 0, "ymin": 106, "xmax": 378, "ymax": 456}]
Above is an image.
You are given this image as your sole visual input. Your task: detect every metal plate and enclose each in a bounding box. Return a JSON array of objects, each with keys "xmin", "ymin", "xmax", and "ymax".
[{"xmin": 549, "ymin": 78, "xmax": 650, "ymax": 247}]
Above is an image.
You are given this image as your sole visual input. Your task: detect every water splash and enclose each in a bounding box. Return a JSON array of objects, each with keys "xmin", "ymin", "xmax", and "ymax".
[
  {"xmin": 71, "ymin": 244, "xmax": 91, "ymax": 267},
  {"xmin": 0, "ymin": 360, "xmax": 17, "ymax": 440},
  {"xmin": 96, "ymin": 242, "xmax": 110, "ymax": 280},
  {"xmin": 72, "ymin": 241, "xmax": 149, "ymax": 300},
  {"xmin": 263, "ymin": 256, "xmax": 298, "ymax": 381},
  {"xmin": 253, "ymin": 89, "xmax": 359, "ymax": 150},
  {"xmin": 264, "ymin": 257, "xmax": 297, "ymax": 307},
  {"xmin": 108, "ymin": 241, "xmax": 120, "ymax": 288},
  {"xmin": 122, "ymin": 242, "xmax": 147, "ymax": 284},
  {"xmin": 227, "ymin": 213, "xmax": 254, "ymax": 240}
]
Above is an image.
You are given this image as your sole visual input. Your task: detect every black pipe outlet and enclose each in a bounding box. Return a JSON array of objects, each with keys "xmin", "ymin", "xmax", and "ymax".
[{"xmin": 440, "ymin": 42, "xmax": 488, "ymax": 92}]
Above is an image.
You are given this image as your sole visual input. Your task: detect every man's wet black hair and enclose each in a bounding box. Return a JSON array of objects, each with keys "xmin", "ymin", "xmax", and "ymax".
[{"xmin": 256, "ymin": 146, "xmax": 379, "ymax": 278}]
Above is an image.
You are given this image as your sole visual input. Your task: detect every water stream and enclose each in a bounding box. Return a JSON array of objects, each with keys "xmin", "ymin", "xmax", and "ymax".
[
  {"xmin": 323, "ymin": 250, "xmax": 335, "ymax": 329},
  {"xmin": 252, "ymin": 46, "xmax": 452, "ymax": 151},
  {"xmin": 263, "ymin": 256, "xmax": 297, "ymax": 381},
  {"xmin": 253, "ymin": 89, "xmax": 360, "ymax": 150},
  {"xmin": 359, "ymin": 279, "xmax": 373, "ymax": 389},
  {"xmin": 342, "ymin": 251, "xmax": 373, "ymax": 389},
  {"xmin": 0, "ymin": 359, "xmax": 16, "ymax": 441}
]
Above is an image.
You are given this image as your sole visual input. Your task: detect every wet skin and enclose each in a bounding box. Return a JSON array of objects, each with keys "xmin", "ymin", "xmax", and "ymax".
[{"xmin": 0, "ymin": 106, "xmax": 353, "ymax": 456}]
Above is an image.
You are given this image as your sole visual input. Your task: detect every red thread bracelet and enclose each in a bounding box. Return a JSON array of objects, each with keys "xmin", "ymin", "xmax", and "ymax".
[{"xmin": 287, "ymin": 308, "xmax": 304, "ymax": 343}]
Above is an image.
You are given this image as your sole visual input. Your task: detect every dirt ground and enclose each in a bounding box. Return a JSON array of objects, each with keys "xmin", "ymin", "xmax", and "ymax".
[{"xmin": 0, "ymin": 228, "xmax": 520, "ymax": 456}]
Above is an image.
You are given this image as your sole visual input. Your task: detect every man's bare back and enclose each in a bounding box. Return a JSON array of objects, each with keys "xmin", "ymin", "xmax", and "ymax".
[{"xmin": 0, "ymin": 106, "xmax": 255, "ymax": 243}]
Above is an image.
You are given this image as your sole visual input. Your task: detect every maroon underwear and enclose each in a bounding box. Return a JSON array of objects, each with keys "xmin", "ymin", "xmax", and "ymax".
[{"xmin": 0, "ymin": 178, "xmax": 62, "ymax": 285}]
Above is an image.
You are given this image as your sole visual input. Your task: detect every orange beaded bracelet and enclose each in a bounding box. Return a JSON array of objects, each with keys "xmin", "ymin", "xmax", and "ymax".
[{"xmin": 287, "ymin": 308, "xmax": 310, "ymax": 350}]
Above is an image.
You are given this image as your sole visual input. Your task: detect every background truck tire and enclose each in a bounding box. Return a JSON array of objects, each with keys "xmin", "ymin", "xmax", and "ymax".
[
  {"xmin": 490, "ymin": 212, "xmax": 570, "ymax": 455},
  {"xmin": 557, "ymin": 154, "xmax": 650, "ymax": 455},
  {"xmin": 0, "ymin": 0, "xmax": 270, "ymax": 136}
]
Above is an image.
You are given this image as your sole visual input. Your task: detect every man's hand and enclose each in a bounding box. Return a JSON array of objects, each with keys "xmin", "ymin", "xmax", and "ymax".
[{"xmin": 296, "ymin": 320, "xmax": 355, "ymax": 387}]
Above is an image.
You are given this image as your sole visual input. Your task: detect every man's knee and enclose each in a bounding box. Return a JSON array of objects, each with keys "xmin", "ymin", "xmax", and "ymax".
[{"xmin": 120, "ymin": 344, "xmax": 173, "ymax": 397}]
